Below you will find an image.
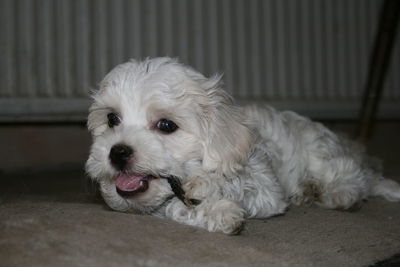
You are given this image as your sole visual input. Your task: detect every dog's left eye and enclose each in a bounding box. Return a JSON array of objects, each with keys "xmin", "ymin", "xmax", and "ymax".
[
  {"xmin": 107, "ymin": 113, "xmax": 121, "ymax": 128},
  {"xmin": 156, "ymin": 119, "xmax": 178, "ymax": 133}
]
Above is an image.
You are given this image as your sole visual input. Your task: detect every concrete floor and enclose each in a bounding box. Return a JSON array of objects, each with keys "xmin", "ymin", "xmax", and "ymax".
[{"xmin": 1, "ymin": 122, "xmax": 400, "ymax": 266}]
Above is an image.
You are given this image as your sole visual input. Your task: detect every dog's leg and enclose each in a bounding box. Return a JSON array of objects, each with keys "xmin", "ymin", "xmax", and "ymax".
[
  {"xmin": 165, "ymin": 174, "xmax": 246, "ymax": 234},
  {"xmin": 306, "ymin": 156, "xmax": 374, "ymax": 210},
  {"xmin": 291, "ymin": 180, "xmax": 322, "ymax": 207},
  {"xmin": 165, "ymin": 197, "xmax": 245, "ymax": 234}
]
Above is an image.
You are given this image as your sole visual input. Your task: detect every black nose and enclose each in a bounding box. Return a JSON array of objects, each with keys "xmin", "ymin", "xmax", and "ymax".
[{"xmin": 109, "ymin": 144, "xmax": 134, "ymax": 170}]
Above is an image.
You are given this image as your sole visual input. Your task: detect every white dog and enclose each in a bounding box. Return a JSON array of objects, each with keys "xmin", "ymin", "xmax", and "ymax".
[{"xmin": 86, "ymin": 57, "xmax": 400, "ymax": 234}]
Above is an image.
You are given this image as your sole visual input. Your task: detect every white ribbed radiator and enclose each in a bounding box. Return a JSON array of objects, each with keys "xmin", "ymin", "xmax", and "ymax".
[{"xmin": 0, "ymin": 0, "xmax": 399, "ymax": 121}]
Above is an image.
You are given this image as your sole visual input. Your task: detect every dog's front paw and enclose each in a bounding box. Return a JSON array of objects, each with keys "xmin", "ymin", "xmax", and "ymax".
[
  {"xmin": 165, "ymin": 198, "xmax": 193, "ymax": 223},
  {"xmin": 183, "ymin": 175, "xmax": 220, "ymax": 200},
  {"xmin": 166, "ymin": 198, "xmax": 246, "ymax": 235},
  {"xmin": 205, "ymin": 199, "xmax": 246, "ymax": 235}
]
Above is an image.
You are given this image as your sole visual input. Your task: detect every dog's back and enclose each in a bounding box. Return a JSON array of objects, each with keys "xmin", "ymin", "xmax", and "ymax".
[{"xmin": 243, "ymin": 104, "xmax": 400, "ymax": 208}]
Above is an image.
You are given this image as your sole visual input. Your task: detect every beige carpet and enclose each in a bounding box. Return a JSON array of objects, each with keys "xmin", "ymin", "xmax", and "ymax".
[{"xmin": 1, "ymin": 168, "xmax": 400, "ymax": 267}]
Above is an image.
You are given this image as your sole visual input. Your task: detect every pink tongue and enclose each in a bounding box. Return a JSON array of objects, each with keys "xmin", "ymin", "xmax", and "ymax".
[{"xmin": 114, "ymin": 173, "xmax": 146, "ymax": 191}]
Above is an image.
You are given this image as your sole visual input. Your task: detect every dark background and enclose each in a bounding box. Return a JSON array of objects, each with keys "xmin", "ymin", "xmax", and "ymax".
[{"xmin": 0, "ymin": 0, "xmax": 399, "ymax": 172}]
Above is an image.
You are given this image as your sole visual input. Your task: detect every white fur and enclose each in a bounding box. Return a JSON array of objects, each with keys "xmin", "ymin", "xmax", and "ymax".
[{"xmin": 86, "ymin": 57, "xmax": 400, "ymax": 234}]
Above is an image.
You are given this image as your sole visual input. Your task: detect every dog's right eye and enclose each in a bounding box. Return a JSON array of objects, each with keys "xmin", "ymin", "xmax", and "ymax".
[
  {"xmin": 107, "ymin": 113, "xmax": 121, "ymax": 128},
  {"xmin": 156, "ymin": 119, "xmax": 178, "ymax": 133}
]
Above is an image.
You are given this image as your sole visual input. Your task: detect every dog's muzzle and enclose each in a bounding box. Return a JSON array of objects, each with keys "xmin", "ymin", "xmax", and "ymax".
[
  {"xmin": 109, "ymin": 144, "xmax": 152, "ymax": 197},
  {"xmin": 109, "ymin": 143, "xmax": 133, "ymax": 171}
]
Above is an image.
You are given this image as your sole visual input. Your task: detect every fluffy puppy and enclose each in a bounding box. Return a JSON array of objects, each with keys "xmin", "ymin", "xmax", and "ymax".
[{"xmin": 86, "ymin": 57, "xmax": 400, "ymax": 234}]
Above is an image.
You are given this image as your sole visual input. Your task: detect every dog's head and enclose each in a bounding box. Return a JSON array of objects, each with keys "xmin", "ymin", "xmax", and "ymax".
[{"xmin": 86, "ymin": 57, "xmax": 251, "ymax": 213}]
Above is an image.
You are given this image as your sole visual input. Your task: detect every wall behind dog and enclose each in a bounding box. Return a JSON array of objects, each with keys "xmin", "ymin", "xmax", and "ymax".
[
  {"xmin": 0, "ymin": 0, "xmax": 399, "ymax": 171},
  {"xmin": 0, "ymin": 0, "xmax": 399, "ymax": 122}
]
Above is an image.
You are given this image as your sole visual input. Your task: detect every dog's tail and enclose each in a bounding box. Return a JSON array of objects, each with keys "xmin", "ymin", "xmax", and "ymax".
[{"xmin": 370, "ymin": 178, "xmax": 400, "ymax": 202}]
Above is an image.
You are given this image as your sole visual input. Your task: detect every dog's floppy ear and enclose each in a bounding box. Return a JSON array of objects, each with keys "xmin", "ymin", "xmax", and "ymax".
[{"xmin": 199, "ymin": 75, "xmax": 252, "ymax": 175}]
